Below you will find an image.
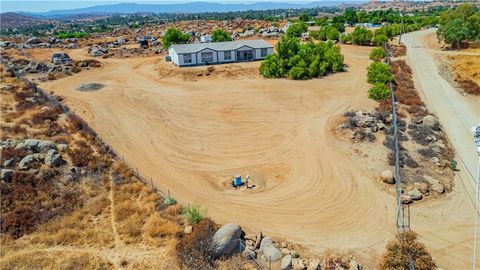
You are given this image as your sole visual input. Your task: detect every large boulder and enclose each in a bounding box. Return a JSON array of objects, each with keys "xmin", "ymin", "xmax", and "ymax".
[
  {"xmin": 422, "ymin": 115, "xmax": 439, "ymax": 129},
  {"xmin": 45, "ymin": 149, "xmax": 62, "ymax": 167},
  {"xmin": 16, "ymin": 139, "xmax": 56, "ymax": 153},
  {"xmin": 51, "ymin": 52, "xmax": 72, "ymax": 65},
  {"xmin": 260, "ymin": 237, "xmax": 282, "ymax": 261},
  {"xmin": 424, "ymin": 175, "xmax": 444, "ymax": 194},
  {"xmin": 26, "ymin": 37, "xmax": 42, "ymax": 45},
  {"xmin": 18, "ymin": 153, "xmax": 44, "ymax": 170},
  {"xmin": 210, "ymin": 223, "xmax": 243, "ymax": 258},
  {"xmin": 349, "ymin": 259, "xmax": 361, "ymax": 270},
  {"xmin": 1, "ymin": 169, "xmax": 14, "ymax": 182},
  {"xmin": 281, "ymin": 255, "xmax": 292, "ymax": 270},
  {"xmin": 380, "ymin": 170, "xmax": 395, "ymax": 184},
  {"xmin": 408, "ymin": 188, "xmax": 423, "ymax": 200}
]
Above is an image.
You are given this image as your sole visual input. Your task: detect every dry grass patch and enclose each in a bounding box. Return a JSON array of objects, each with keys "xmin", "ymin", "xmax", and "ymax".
[
  {"xmin": 449, "ymin": 55, "xmax": 480, "ymax": 95},
  {"xmin": 1, "ymin": 251, "xmax": 113, "ymax": 270}
]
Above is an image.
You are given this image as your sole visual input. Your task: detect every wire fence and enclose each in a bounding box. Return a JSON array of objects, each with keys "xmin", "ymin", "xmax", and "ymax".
[
  {"xmin": 384, "ymin": 43, "xmax": 411, "ymax": 233},
  {"xmin": 19, "ymin": 76, "xmax": 171, "ymax": 200}
]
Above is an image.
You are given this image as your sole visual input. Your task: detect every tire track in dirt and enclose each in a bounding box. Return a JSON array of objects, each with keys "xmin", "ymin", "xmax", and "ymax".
[{"xmin": 40, "ymin": 45, "xmax": 395, "ymax": 265}]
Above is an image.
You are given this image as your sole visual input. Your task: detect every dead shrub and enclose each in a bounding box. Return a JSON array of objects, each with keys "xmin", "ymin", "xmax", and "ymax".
[
  {"xmin": 418, "ymin": 147, "xmax": 437, "ymax": 158},
  {"xmin": 407, "ymin": 124, "xmax": 434, "ymax": 146},
  {"xmin": 67, "ymin": 140, "xmax": 95, "ymax": 167},
  {"xmin": 31, "ymin": 107, "xmax": 61, "ymax": 125},
  {"xmin": 176, "ymin": 217, "xmax": 217, "ymax": 270},
  {"xmin": 380, "ymin": 231, "xmax": 435, "ymax": 270},
  {"xmin": 457, "ymin": 77, "xmax": 480, "ymax": 95},
  {"xmin": 144, "ymin": 212, "xmax": 181, "ymax": 238},
  {"xmin": 1, "ymin": 147, "xmax": 27, "ymax": 163}
]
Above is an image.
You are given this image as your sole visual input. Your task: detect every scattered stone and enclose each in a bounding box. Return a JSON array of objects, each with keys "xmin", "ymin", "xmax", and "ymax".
[
  {"xmin": 408, "ymin": 188, "xmax": 423, "ymax": 200},
  {"xmin": 51, "ymin": 52, "xmax": 72, "ymax": 65},
  {"xmin": 26, "ymin": 37, "xmax": 42, "ymax": 45},
  {"xmin": 260, "ymin": 237, "xmax": 282, "ymax": 261},
  {"xmin": 292, "ymin": 258, "xmax": 306, "ymax": 270},
  {"xmin": 424, "ymin": 175, "xmax": 444, "ymax": 194},
  {"xmin": 18, "ymin": 153, "xmax": 44, "ymax": 170},
  {"xmin": 414, "ymin": 182, "xmax": 429, "ymax": 194},
  {"xmin": 16, "ymin": 139, "xmax": 56, "ymax": 153},
  {"xmin": 3, "ymin": 158, "xmax": 15, "ymax": 168},
  {"xmin": 422, "ymin": 115, "xmax": 438, "ymax": 129},
  {"xmin": 281, "ymin": 248, "xmax": 291, "ymax": 255},
  {"xmin": 57, "ymin": 144, "xmax": 69, "ymax": 151},
  {"xmin": 184, "ymin": 225, "xmax": 192, "ymax": 235},
  {"xmin": 349, "ymin": 259, "xmax": 361, "ymax": 270},
  {"xmin": 45, "ymin": 149, "xmax": 62, "ymax": 167},
  {"xmin": 210, "ymin": 223, "xmax": 243, "ymax": 258},
  {"xmin": 400, "ymin": 194, "xmax": 412, "ymax": 204},
  {"xmin": 1, "ymin": 169, "xmax": 14, "ymax": 182},
  {"xmin": 281, "ymin": 255, "xmax": 292, "ymax": 270},
  {"xmin": 76, "ymin": 82, "xmax": 105, "ymax": 92},
  {"xmin": 380, "ymin": 169, "xmax": 395, "ymax": 184}
]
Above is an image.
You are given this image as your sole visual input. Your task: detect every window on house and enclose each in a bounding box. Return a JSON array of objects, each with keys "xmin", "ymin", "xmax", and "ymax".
[
  {"xmin": 201, "ymin": 52, "xmax": 213, "ymax": 62},
  {"xmin": 183, "ymin": 54, "xmax": 192, "ymax": 63},
  {"xmin": 261, "ymin": 48, "xmax": 268, "ymax": 57},
  {"xmin": 224, "ymin": 51, "xmax": 232, "ymax": 60}
]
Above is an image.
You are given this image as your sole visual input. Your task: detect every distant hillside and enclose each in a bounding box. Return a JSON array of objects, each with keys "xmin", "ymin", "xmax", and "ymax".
[
  {"xmin": 23, "ymin": 1, "xmax": 362, "ymax": 17},
  {"xmin": 0, "ymin": 12, "xmax": 48, "ymax": 28}
]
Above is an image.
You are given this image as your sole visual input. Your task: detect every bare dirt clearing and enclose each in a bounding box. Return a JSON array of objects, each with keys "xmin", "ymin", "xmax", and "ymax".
[
  {"xmin": 38, "ymin": 40, "xmax": 478, "ymax": 268},
  {"xmin": 39, "ymin": 45, "xmax": 397, "ymax": 265}
]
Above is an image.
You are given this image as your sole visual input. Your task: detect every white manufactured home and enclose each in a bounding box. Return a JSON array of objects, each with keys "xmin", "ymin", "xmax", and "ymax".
[{"xmin": 168, "ymin": 39, "xmax": 274, "ymax": 67}]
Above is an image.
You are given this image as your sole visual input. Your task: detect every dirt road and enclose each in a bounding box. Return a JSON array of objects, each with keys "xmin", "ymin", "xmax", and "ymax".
[{"xmin": 403, "ymin": 29, "xmax": 480, "ymax": 268}]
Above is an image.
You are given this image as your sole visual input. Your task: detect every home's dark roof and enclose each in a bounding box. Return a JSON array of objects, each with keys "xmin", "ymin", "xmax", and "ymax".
[{"xmin": 170, "ymin": 39, "xmax": 273, "ymax": 54}]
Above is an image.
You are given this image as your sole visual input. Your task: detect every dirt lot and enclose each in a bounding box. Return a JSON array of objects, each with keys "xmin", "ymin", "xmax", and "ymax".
[{"xmin": 37, "ymin": 39, "xmax": 477, "ymax": 268}]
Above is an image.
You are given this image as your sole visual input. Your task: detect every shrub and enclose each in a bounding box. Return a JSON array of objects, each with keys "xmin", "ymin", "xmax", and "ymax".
[
  {"xmin": 418, "ymin": 147, "xmax": 437, "ymax": 158},
  {"xmin": 368, "ymin": 83, "xmax": 390, "ymax": 101},
  {"xmin": 260, "ymin": 36, "xmax": 344, "ymax": 80},
  {"xmin": 286, "ymin": 23, "xmax": 308, "ymax": 37},
  {"xmin": 380, "ymin": 231, "xmax": 435, "ymax": 270},
  {"xmin": 56, "ymin": 32, "xmax": 90, "ymax": 39},
  {"xmin": 211, "ymin": 29, "xmax": 232, "ymax": 42},
  {"xmin": 373, "ymin": 34, "xmax": 389, "ymax": 46},
  {"xmin": 367, "ymin": 62, "xmax": 393, "ymax": 84},
  {"xmin": 162, "ymin": 28, "xmax": 190, "ymax": 48},
  {"xmin": 339, "ymin": 33, "xmax": 351, "ymax": 44},
  {"xmin": 370, "ymin": 47, "xmax": 387, "ymax": 62},
  {"xmin": 183, "ymin": 203, "xmax": 206, "ymax": 224},
  {"xmin": 351, "ymin": 27, "xmax": 373, "ymax": 45},
  {"xmin": 176, "ymin": 218, "xmax": 217, "ymax": 269}
]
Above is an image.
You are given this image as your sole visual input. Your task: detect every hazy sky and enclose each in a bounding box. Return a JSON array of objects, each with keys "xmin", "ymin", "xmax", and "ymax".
[{"xmin": 1, "ymin": 0, "xmax": 357, "ymax": 13}]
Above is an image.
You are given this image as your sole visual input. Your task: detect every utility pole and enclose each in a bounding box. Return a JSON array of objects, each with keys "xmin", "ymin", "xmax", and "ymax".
[
  {"xmin": 472, "ymin": 125, "xmax": 480, "ymax": 270},
  {"xmin": 399, "ymin": 7, "xmax": 405, "ymax": 44}
]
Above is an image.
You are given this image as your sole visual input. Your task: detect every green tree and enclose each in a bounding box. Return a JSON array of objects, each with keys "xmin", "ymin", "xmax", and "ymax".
[
  {"xmin": 368, "ymin": 83, "xmax": 390, "ymax": 101},
  {"xmin": 373, "ymin": 34, "xmax": 389, "ymax": 46},
  {"xmin": 344, "ymin": 8, "xmax": 358, "ymax": 25},
  {"xmin": 369, "ymin": 47, "xmax": 387, "ymax": 62},
  {"xmin": 326, "ymin": 26, "xmax": 340, "ymax": 41},
  {"xmin": 259, "ymin": 55, "xmax": 284, "ymax": 78},
  {"xmin": 286, "ymin": 23, "xmax": 308, "ymax": 38},
  {"xmin": 162, "ymin": 28, "xmax": 190, "ymax": 48},
  {"xmin": 351, "ymin": 27, "xmax": 373, "ymax": 45},
  {"xmin": 211, "ymin": 29, "xmax": 232, "ymax": 42},
  {"xmin": 299, "ymin": 13, "xmax": 310, "ymax": 22},
  {"xmin": 367, "ymin": 62, "xmax": 392, "ymax": 84},
  {"xmin": 437, "ymin": 4, "xmax": 480, "ymax": 48}
]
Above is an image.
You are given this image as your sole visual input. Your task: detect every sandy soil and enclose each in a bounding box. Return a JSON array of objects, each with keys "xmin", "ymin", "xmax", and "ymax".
[
  {"xmin": 403, "ymin": 29, "xmax": 480, "ymax": 269},
  {"xmin": 39, "ymin": 45, "xmax": 397, "ymax": 266},
  {"xmin": 37, "ymin": 35, "xmax": 479, "ymax": 268}
]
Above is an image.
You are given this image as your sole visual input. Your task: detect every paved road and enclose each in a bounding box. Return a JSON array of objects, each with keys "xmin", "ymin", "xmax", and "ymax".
[{"xmin": 403, "ymin": 28, "xmax": 480, "ymax": 192}]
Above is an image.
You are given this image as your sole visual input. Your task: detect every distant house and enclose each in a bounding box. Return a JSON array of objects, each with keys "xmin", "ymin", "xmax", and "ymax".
[{"xmin": 168, "ymin": 39, "xmax": 274, "ymax": 67}]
